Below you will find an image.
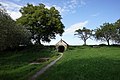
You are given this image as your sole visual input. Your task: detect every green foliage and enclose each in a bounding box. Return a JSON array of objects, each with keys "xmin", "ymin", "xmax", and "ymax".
[
  {"xmin": 0, "ymin": 6, "xmax": 31, "ymax": 51},
  {"xmin": 17, "ymin": 3, "xmax": 64, "ymax": 44},
  {"xmin": 75, "ymin": 27, "xmax": 93, "ymax": 45},
  {"xmin": 0, "ymin": 46, "xmax": 57, "ymax": 80},
  {"xmin": 94, "ymin": 23, "xmax": 116, "ymax": 45},
  {"xmin": 114, "ymin": 19, "xmax": 120, "ymax": 43},
  {"xmin": 38, "ymin": 46, "xmax": 120, "ymax": 80}
]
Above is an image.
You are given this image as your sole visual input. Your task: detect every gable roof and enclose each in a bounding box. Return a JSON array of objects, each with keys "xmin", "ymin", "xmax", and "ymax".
[{"xmin": 56, "ymin": 39, "xmax": 68, "ymax": 46}]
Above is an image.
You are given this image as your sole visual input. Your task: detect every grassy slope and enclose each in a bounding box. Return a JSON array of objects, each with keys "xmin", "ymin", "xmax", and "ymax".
[
  {"xmin": 38, "ymin": 46, "xmax": 120, "ymax": 80},
  {"xmin": 0, "ymin": 46, "xmax": 58, "ymax": 80}
]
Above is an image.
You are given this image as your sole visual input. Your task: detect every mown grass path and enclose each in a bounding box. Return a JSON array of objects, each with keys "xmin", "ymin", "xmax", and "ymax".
[
  {"xmin": 30, "ymin": 53, "xmax": 63, "ymax": 80},
  {"xmin": 37, "ymin": 46, "xmax": 120, "ymax": 80}
]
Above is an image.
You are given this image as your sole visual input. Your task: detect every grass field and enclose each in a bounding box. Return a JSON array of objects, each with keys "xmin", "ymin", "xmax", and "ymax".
[
  {"xmin": 38, "ymin": 46, "xmax": 120, "ymax": 80},
  {"xmin": 0, "ymin": 45, "xmax": 58, "ymax": 80}
]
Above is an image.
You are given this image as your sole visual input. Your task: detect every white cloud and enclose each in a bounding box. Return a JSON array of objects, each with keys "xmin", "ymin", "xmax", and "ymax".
[
  {"xmin": 63, "ymin": 0, "xmax": 86, "ymax": 14},
  {"xmin": 0, "ymin": 1, "xmax": 22, "ymax": 11},
  {"xmin": 91, "ymin": 13, "xmax": 100, "ymax": 17},
  {"xmin": 45, "ymin": 0, "xmax": 86, "ymax": 15},
  {"xmin": 0, "ymin": 1, "xmax": 22, "ymax": 20},
  {"xmin": 52, "ymin": 5, "xmax": 65, "ymax": 14},
  {"xmin": 69, "ymin": 0, "xmax": 78, "ymax": 9},
  {"xmin": 7, "ymin": 10, "xmax": 22, "ymax": 20},
  {"xmin": 68, "ymin": 0, "xmax": 86, "ymax": 8},
  {"xmin": 13, "ymin": 0, "xmax": 21, "ymax": 2},
  {"xmin": 64, "ymin": 21, "xmax": 88, "ymax": 35},
  {"xmin": 44, "ymin": 4, "xmax": 65, "ymax": 15},
  {"xmin": 80, "ymin": 0, "xmax": 86, "ymax": 6},
  {"xmin": 0, "ymin": 0, "xmax": 87, "ymax": 20}
]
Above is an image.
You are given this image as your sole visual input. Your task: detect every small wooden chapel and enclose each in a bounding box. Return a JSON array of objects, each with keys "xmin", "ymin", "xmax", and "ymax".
[{"xmin": 55, "ymin": 39, "xmax": 68, "ymax": 52}]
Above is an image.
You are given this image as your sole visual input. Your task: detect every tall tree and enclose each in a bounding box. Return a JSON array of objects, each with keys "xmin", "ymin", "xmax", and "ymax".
[
  {"xmin": 75, "ymin": 27, "xmax": 93, "ymax": 45},
  {"xmin": 0, "ymin": 5, "xmax": 31, "ymax": 51},
  {"xmin": 94, "ymin": 23, "xmax": 115, "ymax": 45},
  {"xmin": 17, "ymin": 3, "xmax": 64, "ymax": 45},
  {"xmin": 113, "ymin": 19, "xmax": 120, "ymax": 43}
]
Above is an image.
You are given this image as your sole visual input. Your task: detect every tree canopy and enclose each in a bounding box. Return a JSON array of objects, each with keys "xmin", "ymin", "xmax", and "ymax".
[
  {"xmin": 94, "ymin": 23, "xmax": 116, "ymax": 45},
  {"xmin": 75, "ymin": 27, "xmax": 93, "ymax": 45},
  {"xmin": 0, "ymin": 5, "xmax": 31, "ymax": 51},
  {"xmin": 17, "ymin": 3, "xmax": 64, "ymax": 44},
  {"xmin": 113, "ymin": 19, "xmax": 120, "ymax": 43}
]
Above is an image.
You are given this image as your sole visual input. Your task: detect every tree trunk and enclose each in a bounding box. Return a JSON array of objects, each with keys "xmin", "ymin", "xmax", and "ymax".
[
  {"xmin": 107, "ymin": 40, "xmax": 110, "ymax": 46},
  {"xmin": 38, "ymin": 38, "xmax": 41, "ymax": 45},
  {"xmin": 35, "ymin": 37, "xmax": 41, "ymax": 45},
  {"xmin": 84, "ymin": 40, "xmax": 87, "ymax": 45}
]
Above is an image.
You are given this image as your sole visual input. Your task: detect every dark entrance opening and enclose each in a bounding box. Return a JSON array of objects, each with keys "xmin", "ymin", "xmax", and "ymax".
[{"xmin": 58, "ymin": 46, "xmax": 65, "ymax": 52}]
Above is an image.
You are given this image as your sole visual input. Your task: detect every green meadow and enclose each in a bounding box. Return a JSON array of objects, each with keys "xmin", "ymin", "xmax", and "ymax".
[
  {"xmin": 0, "ymin": 46, "xmax": 120, "ymax": 80},
  {"xmin": 0, "ymin": 46, "xmax": 58, "ymax": 80},
  {"xmin": 38, "ymin": 46, "xmax": 120, "ymax": 80}
]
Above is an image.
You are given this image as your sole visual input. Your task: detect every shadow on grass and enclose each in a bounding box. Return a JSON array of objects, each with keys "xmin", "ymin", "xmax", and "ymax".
[
  {"xmin": 39, "ymin": 57, "xmax": 120, "ymax": 80},
  {"xmin": 0, "ymin": 45, "xmax": 57, "ymax": 80}
]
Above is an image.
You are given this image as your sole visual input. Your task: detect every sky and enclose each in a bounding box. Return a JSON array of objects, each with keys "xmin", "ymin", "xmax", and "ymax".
[{"xmin": 0, "ymin": 0, "xmax": 120, "ymax": 45}]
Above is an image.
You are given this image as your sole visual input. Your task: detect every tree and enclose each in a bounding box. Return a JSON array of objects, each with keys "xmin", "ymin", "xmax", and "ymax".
[
  {"xmin": 17, "ymin": 3, "xmax": 64, "ymax": 45},
  {"xmin": 75, "ymin": 27, "xmax": 93, "ymax": 45},
  {"xmin": 113, "ymin": 19, "xmax": 120, "ymax": 43},
  {"xmin": 0, "ymin": 5, "xmax": 31, "ymax": 51},
  {"xmin": 94, "ymin": 23, "xmax": 115, "ymax": 45}
]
